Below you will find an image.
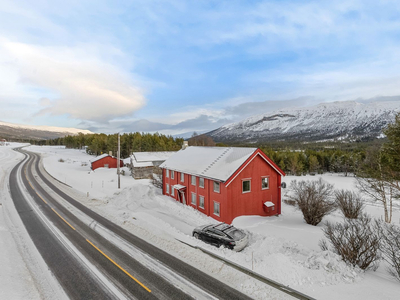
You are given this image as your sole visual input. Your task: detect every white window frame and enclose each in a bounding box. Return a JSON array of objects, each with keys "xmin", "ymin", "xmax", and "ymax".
[
  {"xmin": 191, "ymin": 193, "xmax": 196, "ymax": 206},
  {"xmin": 213, "ymin": 181, "xmax": 220, "ymax": 193},
  {"xmin": 171, "ymin": 186, "xmax": 175, "ymax": 196},
  {"xmin": 191, "ymin": 175, "xmax": 196, "ymax": 186},
  {"xmin": 171, "ymin": 170, "xmax": 174, "ymax": 179},
  {"xmin": 199, "ymin": 195, "xmax": 205, "ymax": 209},
  {"xmin": 180, "ymin": 172, "xmax": 184, "ymax": 182},
  {"xmin": 261, "ymin": 176, "xmax": 270, "ymax": 190},
  {"xmin": 166, "ymin": 169, "xmax": 169, "ymax": 178},
  {"xmin": 166, "ymin": 184, "xmax": 169, "ymax": 194},
  {"xmin": 213, "ymin": 201, "xmax": 220, "ymax": 216},
  {"xmin": 199, "ymin": 177, "xmax": 204, "ymax": 188},
  {"xmin": 242, "ymin": 179, "xmax": 251, "ymax": 193}
]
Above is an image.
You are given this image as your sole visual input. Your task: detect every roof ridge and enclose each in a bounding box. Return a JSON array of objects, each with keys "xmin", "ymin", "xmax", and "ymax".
[{"xmin": 201, "ymin": 147, "xmax": 231, "ymax": 174}]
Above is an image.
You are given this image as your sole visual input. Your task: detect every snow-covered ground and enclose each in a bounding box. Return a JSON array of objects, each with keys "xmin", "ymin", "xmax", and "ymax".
[
  {"xmin": 8, "ymin": 145, "xmax": 400, "ymax": 299},
  {"xmin": 0, "ymin": 143, "xmax": 67, "ymax": 300}
]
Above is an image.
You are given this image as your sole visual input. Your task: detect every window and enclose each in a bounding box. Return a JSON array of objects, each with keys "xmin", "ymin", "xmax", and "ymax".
[
  {"xmin": 242, "ymin": 179, "xmax": 251, "ymax": 193},
  {"xmin": 213, "ymin": 181, "xmax": 220, "ymax": 193},
  {"xmin": 191, "ymin": 193, "xmax": 196, "ymax": 205},
  {"xmin": 166, "ymin": 184, "xmax": 169, "ymax": 194},
  {"xmin": 199, "ymin": 177, "xmax": 204, "ymax": 188},
  {"xmin": 166, "ymin": 169, "xmax": 169, "ymax": 178},
  {"xmin": 199, "ymin": 195, "xmax": 205, "ymax": 209},
  {"xmin": 262, "ymin": 177, "xmax": 269, "ymax": 190},
  {"xmin": 171, "ymin": 186, "xmax": 175, "ymax": 196},
  {"xmin": 213, "ymin": 201, "xmax": 220, "ymax": 216},
  {"xmin": 191, "ymin": 175, "xmax": 196, "ymax": 186},
  {"xmin": 180, "ymin": 172, "xmax": 184, "ymax": 182},
  {"xmin": 171, "ymin": 170, "xmax": 174, "ymax": 179}
]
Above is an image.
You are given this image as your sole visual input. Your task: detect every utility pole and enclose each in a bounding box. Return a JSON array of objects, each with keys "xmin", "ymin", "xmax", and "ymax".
[{"xmin": 117, "ymin": 132, "xmax": 121, "ymax": 189}]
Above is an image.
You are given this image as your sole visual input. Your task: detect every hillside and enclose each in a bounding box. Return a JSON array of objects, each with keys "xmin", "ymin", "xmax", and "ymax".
[
  {"xmin": 0, "ymin": 121, "xmax": 92, "ymax": 140},
  {"xmin": 208, "ymin": 100, "xmax": 400, "ymax": 143}
]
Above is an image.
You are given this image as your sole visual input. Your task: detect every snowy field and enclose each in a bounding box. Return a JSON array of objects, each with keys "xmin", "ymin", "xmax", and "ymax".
[{"xmin": 14, "ymin": 145, "xmax": 400, "ymax": 299}]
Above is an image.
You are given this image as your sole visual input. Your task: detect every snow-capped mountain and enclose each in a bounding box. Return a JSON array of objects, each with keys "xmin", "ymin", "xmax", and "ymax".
[
  {"xmin": 0, "ymin": 121, "xmax": 93, "ymax": 140},
  {"xmin": 208, "ymin": 100, "xmax": 400, "ymax": 143}
]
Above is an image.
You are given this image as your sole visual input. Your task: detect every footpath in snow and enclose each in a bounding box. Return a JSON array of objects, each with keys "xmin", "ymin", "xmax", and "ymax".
[{"xmin": 27, "ymin": 145, "xmax": 400, "ymax": 300}]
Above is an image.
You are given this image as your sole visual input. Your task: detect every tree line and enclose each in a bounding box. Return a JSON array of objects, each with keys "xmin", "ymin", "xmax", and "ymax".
[
  {"xmin": 260, "ymin": 147, "xmax": 365, "ymax": 176},
  {"xmin": 45, "ymin": 132, "xmax": 184, "ymax": 158}
]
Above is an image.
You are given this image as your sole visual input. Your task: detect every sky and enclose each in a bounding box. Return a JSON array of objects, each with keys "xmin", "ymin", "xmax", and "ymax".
[{"xmin": 1, "ymin": 0, "xmax": 400, "ymax": 135}]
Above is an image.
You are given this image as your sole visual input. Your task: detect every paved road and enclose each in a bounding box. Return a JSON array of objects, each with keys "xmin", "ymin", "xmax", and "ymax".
[{"xmin": 10, "ymin": 148, "xmax": 254, "ymax": 300}]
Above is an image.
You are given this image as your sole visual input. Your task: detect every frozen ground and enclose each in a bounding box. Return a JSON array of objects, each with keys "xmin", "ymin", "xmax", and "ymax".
[{"xmin": 21, "ymin": 145, "xmax": 400, "ymax": 299}]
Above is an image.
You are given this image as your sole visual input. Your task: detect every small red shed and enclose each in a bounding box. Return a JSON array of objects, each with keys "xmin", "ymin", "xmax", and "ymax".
[
  {"xmin": 160, "ymin": 146, "xmax": 285, "ymax": 224},
  {"xmin": 90, "ymin": 154, "xmax": 123, "ymax": 170}
]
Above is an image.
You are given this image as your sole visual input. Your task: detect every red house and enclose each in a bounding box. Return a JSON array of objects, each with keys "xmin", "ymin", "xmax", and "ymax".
[
  {"xmin": 159, "ymin": 146, "xmax": 285, "ymax": 224},
  {"xmin": 90, "ymin": 154, "xmax": 123, "ymax": 170}
]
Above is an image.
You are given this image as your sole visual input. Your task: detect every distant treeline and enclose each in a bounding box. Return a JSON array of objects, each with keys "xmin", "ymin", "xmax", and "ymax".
[
  {"xmin": 40, "ymin": 131, "xmax": 383, "ymax": 175},
  {"xmin": 261, "ymin": 147, "xmax": 365, "ymax": 176},
  {"xmin": 44, "ymin": 132, "xmax": 184, "ymax": 158}
]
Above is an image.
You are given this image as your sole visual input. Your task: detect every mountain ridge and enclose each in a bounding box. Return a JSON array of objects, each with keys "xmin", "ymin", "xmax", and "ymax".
[
  {"xmin": 0, "ymin": 120, "xmax": 92, "ymax": 140},
  {"xmin": 207, "ymin": 100, "xmax": 400, "ymax": 143}
]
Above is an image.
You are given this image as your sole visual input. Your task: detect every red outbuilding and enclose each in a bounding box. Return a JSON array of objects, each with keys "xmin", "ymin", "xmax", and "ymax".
[
  {"xmin": 90, "ymin": 154, "xmax": 123, "ymax": 170},
  {"xmin": 159, "ymin": 146, "xmax": 285, "ymax": 224}
]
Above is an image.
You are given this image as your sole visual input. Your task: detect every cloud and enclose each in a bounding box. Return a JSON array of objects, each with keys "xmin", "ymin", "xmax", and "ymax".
[{"xmin": 0, "ymin": 39, "xmax": 146, "ymax": 122}]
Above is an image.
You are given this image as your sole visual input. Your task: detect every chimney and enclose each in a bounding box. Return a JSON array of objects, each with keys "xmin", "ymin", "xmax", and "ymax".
[
  {"xmin": 109, "ymin": 151, "xmax": 113, "ymax": 156},
  {"xmin": 182, "ymin": 141, "xmax": 188, "ymax": 150}
]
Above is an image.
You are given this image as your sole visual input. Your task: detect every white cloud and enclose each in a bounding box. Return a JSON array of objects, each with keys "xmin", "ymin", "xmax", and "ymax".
[{"xmin": 0, "ymin": 39, "xmax": 146, "ymax": 122}]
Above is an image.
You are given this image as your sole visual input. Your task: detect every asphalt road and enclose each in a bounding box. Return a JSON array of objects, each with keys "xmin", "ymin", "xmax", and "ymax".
[{"xmin": 10, "ymin": 148, "xmax": 254, "ymax": 300}]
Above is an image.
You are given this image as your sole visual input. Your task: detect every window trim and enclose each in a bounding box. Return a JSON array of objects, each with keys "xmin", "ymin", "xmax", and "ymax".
[
  {"xmin": 242, "ymin": 179, "xmax": 251, "ymax": 194},
  {"xmin": 199, "ymin": 177, "xmax": 204, "ymax": 188},
  {"xmin": 171, "ymin": 186, "xmax": 175, "ymax": 196},
  {"xmin": 171, "ymin": 170, "xmax": 174, "ymax": 179},
  {"xmin": 166, "ymin": 183, "xmax": 169, "ymax": 194},
  {"xmin": 166, "ymin": 169, "xmax": 169, "ymax": 178},
  {"xmin": 191, "ymin": 192, "xmax": 197, "ymax": 206},
  {"xmin": 213, "ymin": 181, "xmax": 220, "ymax": 193},
  {"xmin": 261, "ymin": 176, "xmax": 270, "ymax": 190},
  {"xmin": 199, "ymin": 195, "xmax": 205, "ymax": 209},
  {"xmin": 180, "ymin": 172, "xmax": 184, "ymax": 182},
  {"xmin": 213, "ymin": 201, "xmax": 220, "ymax": 216},
  {"xmin": 191, "ymin": 175, "xmax": 196, "ymax": 186}
]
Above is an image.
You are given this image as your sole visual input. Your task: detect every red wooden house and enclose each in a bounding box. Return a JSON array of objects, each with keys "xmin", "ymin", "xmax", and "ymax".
[
  {"xmin": 90, "ymin": 154, "xmax": 123, "ymax": 170},
  {"xmin": 159, "ymin": 146, "xmax": 285, "ymax": 224}
]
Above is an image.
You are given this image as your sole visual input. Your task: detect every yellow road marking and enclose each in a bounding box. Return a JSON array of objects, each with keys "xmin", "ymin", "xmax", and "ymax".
[
  {"xmin": 86, "ymin": 239, "xmax": 152, "ymax": 293},
  {"xmin": 51, "ymin": 208, "xmax": 76, "ymax": 231},
  {"xmin": 23, "ymin": 166, "xmax": 76, "ymax": 231},
  {"xmin": 25, "ymin": 176, "xmax": 48, "ymax": 204}
]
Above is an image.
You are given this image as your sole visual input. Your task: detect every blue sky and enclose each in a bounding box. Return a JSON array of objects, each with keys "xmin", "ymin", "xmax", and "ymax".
[{"xmin": 1, "ymin": 0, "xmax": 400, "ymax": 135}]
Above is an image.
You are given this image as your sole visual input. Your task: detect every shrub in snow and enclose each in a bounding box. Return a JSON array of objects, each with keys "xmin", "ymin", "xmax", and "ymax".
[
  {"xmin": 335, "ymin": 189, "xmax": 365, "ymax": 219},
  {"xmin": 320, "ymin": 214, "xmax": 381, "ymax": 271},
  {"xmin": 58, "ymin": 158, "xmax": 65, "ymax": 162},
  {"xmin": 288, "ymin": 178, "xmax": 336, "ymax": 226},
  {"xmin": 376, "ymin": 221, "xmax": 400, "ymax": 281}
]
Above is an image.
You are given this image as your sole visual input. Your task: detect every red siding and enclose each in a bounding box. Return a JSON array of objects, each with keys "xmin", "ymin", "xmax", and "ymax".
[
  {"xmin": 161, "ymin": 148, "xmax": 284, "ymax": 224},
  {"xmin": 91, "ymin": 156, "xmax": 123, "ymax": 170},
  {"xmin": 225, "ymin": 153, "xmax": 280, "ymax": 223}
]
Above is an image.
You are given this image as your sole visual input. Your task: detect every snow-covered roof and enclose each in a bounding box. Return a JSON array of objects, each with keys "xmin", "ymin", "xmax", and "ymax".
[
  {"xmin": 160, "ymin": 146, "xmax": 257, "ymax": 182},
  {"xmin": 173, "ymin": 184, "xmax": 186, "ymax": 190},
  {"xmin": 90, "ymin": 153, "xmax": 111, "ymax": 163},
  {"xmin": 133, "ymin": 161, "xmax": 153, "ymax": 168},
  {"xmin": 132, "ymin": 151, "xmax": 176, "ymax": 162},
  {"xmin": 264, "ymin": 201, "xmax": 275, "ymax": 207}
]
